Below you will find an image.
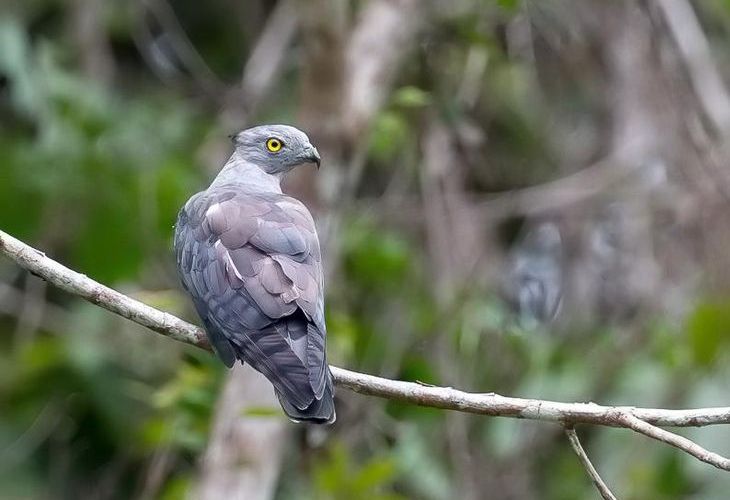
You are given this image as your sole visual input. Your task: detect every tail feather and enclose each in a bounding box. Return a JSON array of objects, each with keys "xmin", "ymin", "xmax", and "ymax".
[{"xmin": 276, "ymin": 373, "xmax": 335, "ymax": 425}]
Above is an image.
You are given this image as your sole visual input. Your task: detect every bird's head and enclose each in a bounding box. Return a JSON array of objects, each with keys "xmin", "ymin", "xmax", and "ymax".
[{"xmin": 229, "ymin": 124, "xmax": 321, "ymax": 175}]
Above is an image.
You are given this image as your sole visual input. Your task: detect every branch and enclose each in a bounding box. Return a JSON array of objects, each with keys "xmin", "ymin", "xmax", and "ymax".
[
  {"xmin": 565, "ymin": 427, "xmax": 617, "ymax": 500},
  {"xmin": 342, "ymin": 0, "xmax": 423, "ymax": 141},
  {"xmin": 351, "ymin": 155, "xmax": 655, "ymax": 223},
  {"xmin": 0, "ymin": 230, "xmax": 209, "ymax": 349},
  {"xmin": 231, "ymin": 0, "xmax": 298, "ymax": 123},
  {"xmin": 654, "ymin": 0, "xmax": 730, "ymax": 136},
  {"xmin": 139, "ymin": 0, "xmax": 223, "ymax": 91},
  {"xmin": 474, "ymin": 156, "xmax": 644, "ymax": 219},
  {"xmin": 3, "ymin": 227, "xmax": 730, "ymax": 433},
  {"xmin": 617, "ymin": 413, "xmax": 730, "ymax": 471}
]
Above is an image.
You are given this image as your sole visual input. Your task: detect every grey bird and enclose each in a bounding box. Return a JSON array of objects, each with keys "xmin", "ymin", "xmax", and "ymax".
[
  {"xmin": 174, "ymin": 124, "xmax": 335, "ymax": 424},
  {"xmin": 503, "ymin": 221, "xmax": 564, "ymax": 328}
]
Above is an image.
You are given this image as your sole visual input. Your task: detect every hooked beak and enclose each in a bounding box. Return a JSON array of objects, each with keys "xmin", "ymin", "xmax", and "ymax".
[{"xmin": 305, "ymin": 145, "xmax": 321, "ymax": 169}]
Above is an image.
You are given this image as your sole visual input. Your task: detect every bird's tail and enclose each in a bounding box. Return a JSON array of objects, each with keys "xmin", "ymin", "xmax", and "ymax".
[{"xmin": 276, "ymin": 371, "xmax": 336, "ymax": 425}]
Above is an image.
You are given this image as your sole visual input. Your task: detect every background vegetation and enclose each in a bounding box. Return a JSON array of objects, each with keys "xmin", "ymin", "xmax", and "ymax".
[{"xmin": 3, "ymin": 0, "xmax": 730, "ymax": 498}]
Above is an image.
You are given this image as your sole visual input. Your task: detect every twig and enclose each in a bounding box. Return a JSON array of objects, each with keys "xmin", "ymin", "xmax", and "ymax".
[
  {"xmin": 654, "ymin": 0, "xmax": 730, "ymax": 136},
  {"xmin": 475, "ymin": 156, "xmax": 642, "ymax": 219},
  {"xmin": 650, "ymin": 0, "xmax": 730, "ymax": 199},
  {"xmin": 352, "ymin": 154, "xmax": 659, "ymax": 223},
  {"xmin": 238, "ymin": 0, "xmax": 298, "ymax": 113},
  {"xmin": 565, "ymin": 427, "xmax": 618, "ymax": 500},
  {"xmin": 3, "ymin": 228, "xmax": 730, "ymax": 431},
  {"xmin": 617, "ymin": 413, "xmax": 730, "ymax": 472},
  {"xmin": 0, "ymin": 229, "xmax": 209, "ymax": 349},
  {"xmin": 0, "ymin": 399, "xmax": 63, "ymax": 467},
  {"xmin": 342, "ymin": 0, "xmax": 423, "ymax": 140},
  {"xmin": 140, "ymin": 0, "xmax": 223, "ymax": 91}
]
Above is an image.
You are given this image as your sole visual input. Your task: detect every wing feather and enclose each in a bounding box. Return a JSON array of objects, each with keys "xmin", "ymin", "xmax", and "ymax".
[{"xmin": 174, "ymin": 189, "xmax": 329, "ymax": 409}]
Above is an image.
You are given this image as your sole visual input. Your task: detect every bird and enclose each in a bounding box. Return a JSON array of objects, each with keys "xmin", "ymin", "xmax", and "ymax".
[
  {"xmin": 503, "ymin": 221, "xmax": 564, "ymax": 328},
  {"xmin": 174, "ymin": 124, "xmax": 335, "ymax": 424}
]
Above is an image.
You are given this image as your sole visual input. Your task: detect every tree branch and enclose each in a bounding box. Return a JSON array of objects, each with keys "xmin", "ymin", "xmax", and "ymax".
[
  {"xmin": 565, "ymin": 427, "xmax": 617, "ymax": 500},
  {"xmin": 3, "ymin": 227, "xmax": 730, "ymax": 435},
  {"xmin": 654, "ymin": 0, "xmax": 730, "ymax": 136},
  {"xmin": 0, "ymin": 230, "xmax": 210, "ymax": 349},
  {"xmin": 617, "ymin": 413, "xmax": 730, "ymax": 471}
]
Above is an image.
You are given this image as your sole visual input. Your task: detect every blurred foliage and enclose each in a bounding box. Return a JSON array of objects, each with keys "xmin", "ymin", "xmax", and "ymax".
[
  {"xmin": 2, "ymin": 1, "xmax": 730, "ymax": 500},
  {"xmin": 686, "ymin": 299, "xmax": 730, "ymax": 368},
  {"xmin": 312, "ymin": 443, "xmax": 402, "ymax": 500}
]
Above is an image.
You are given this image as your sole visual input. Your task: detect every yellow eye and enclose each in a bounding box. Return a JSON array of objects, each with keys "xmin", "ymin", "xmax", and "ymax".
[{"xmin": 266, "ymin": 138, "xmax": 283, "ymax": 152}]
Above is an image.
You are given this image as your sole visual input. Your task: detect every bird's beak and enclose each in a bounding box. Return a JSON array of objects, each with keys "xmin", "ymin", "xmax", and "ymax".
[{"xmin": 306, "ymin": 146, "xmax": 321, "ymax": 169}]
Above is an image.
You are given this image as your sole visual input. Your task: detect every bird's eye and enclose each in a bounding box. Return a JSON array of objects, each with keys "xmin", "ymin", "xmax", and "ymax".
[{"xmin": 266, "ymin": 138, "xmax": 283, "ymax": 153}]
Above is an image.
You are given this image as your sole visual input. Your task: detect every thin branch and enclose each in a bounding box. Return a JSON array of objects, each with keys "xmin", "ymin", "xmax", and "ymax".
[
  {"xmin": 0, "ymin": 398, "xmax": 63, "ymax": 467},
  {"xmin": 0, "ymin": 229, "xmax": 209, "ymax": 349},
  {"xmin": 350, "ymin": 155, "xmax": 646, "ymax": 225},
  {"xmin": 238, "ymin": 0, "xmax": 298, "ymax": 113},
  {"xmin": 565, "ymin": 427, "xmax": 618, "ymax": 500},
  {"xmin": 332, "ymin": 365, "xmax": 730, "ymax": 427},
  {"xmin": 342, "ymin": 0, "xmax": 423, "ymax": 141},
  {"xmin": 654, "ymin": 0, "xmax": 730, "ymax": 136},
  {"xmin": 474, "ymin": 156, "xmax": 644, "ymax": 219},
  {"xmin": 140, "ymin": 0, "xmax": 223, "ymax": 90},
  {"xmin": 3, "ymin": 228, "xmax": 730, "ymax": 430},
  {"xmin": 617, "ymin": 413, "xmax": 730, "ymax": 472}
]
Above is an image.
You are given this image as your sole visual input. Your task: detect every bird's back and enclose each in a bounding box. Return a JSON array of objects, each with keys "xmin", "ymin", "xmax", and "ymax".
[{"xmin": 174, "ymin": 185, "xmax": 334, "ymax": 423}]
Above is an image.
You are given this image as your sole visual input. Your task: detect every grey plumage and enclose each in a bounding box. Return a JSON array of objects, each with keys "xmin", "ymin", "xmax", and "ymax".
[
  {"xmin": 174, "ymin": 125, "xmax": 334, "ymax": 424},
  {"xmin": 503, "ymin": 221, "xmax": 564, "ymax": 328}
]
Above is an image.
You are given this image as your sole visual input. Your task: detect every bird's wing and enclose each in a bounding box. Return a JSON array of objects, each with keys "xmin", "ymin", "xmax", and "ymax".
[{"xmin": 174, "ymin": 190, "xmax": 327, "ymax": 407}]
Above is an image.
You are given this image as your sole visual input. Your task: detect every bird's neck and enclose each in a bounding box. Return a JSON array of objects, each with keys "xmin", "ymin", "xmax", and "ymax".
[{"xmin": 210, "ymin": 154, "xmax": 283, "ymax": 193}]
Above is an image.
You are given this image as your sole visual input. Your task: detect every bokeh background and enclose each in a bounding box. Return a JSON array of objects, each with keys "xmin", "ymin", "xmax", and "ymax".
[{"xmin": 3, "ymin": 0, "xmax": 730, "ymax": 498}]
